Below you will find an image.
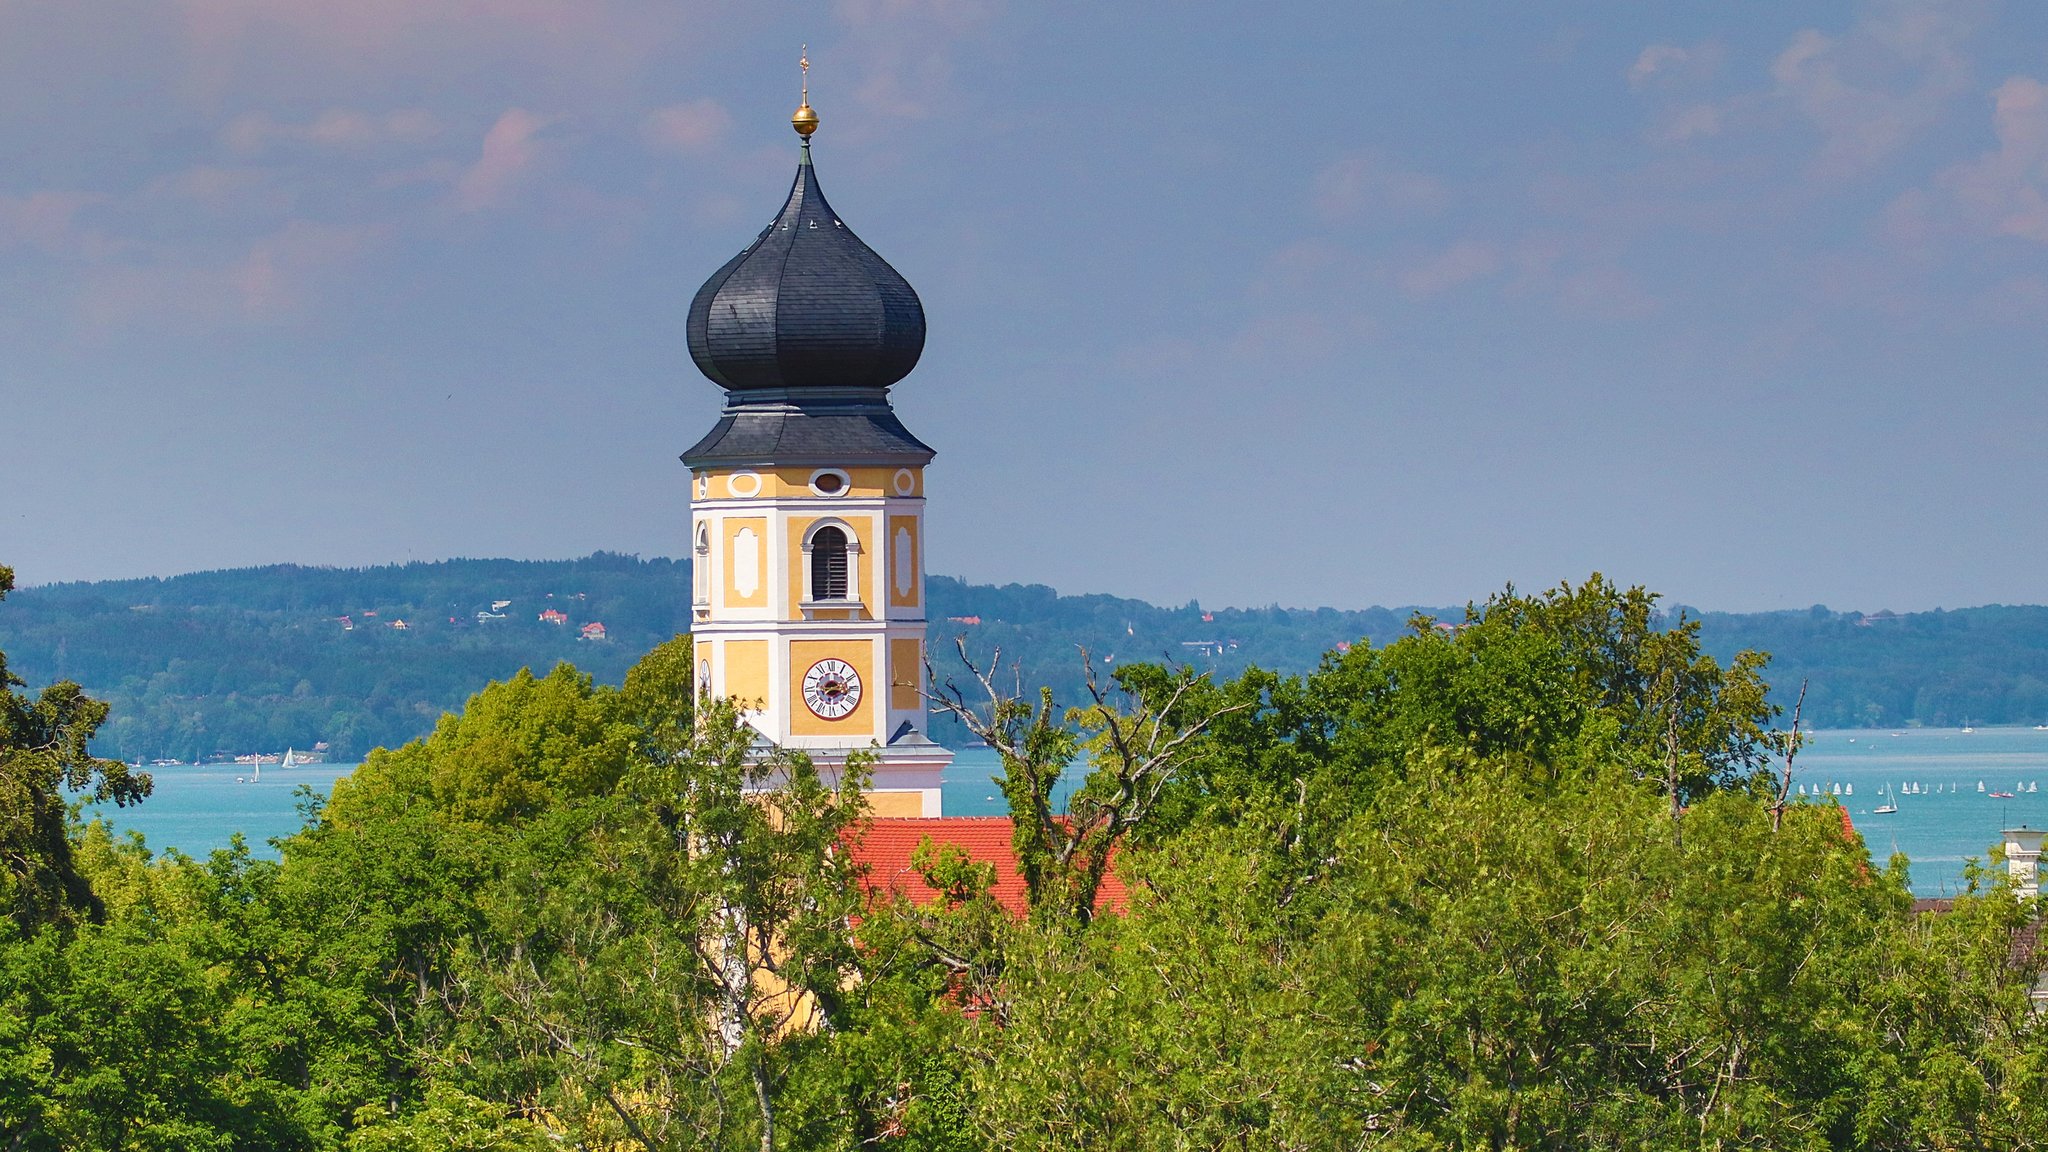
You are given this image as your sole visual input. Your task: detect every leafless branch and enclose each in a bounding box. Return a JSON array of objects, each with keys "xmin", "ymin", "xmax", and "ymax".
[{"xmin": 1769, "ymin": 679, "xmax": 1808, "ymax": 833}]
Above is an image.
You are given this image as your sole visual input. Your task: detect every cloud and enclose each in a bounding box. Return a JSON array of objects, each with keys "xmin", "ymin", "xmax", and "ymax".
[
  {"xmin": 78, "ymin": 219, "xmax": 386, "ymax": 329},
  {"xmin": 1311, "ymin": 153, "xmax": 1444, "ymax": 224},
  {"xmin": 231, "ymin": 219, "xmax": 387, "ymax": 315},
  {"xmin": 1400, "ymin": 241, "xmax": 1499, "ymax": 297},
  {"xmin": 1506, "ymin": 232, "xmax": 1656, "ymax": 319},
  {"xmin": 225, "ymin": 108, "xmax": 442, "ymax": 155},
  {"xmin": 643, "ymin": 100, "xmax": 732, "ymax": 153},
  {"xmin": 455, "ymin": 109, "xmax": 552, "ymax": 211},
  {"xmin": 0, "ymin": 191, "xmax": 108, "ymax": 256},
  {"xmin": 1769, "ymin": 4, "xmax": 1978, "ymax": 178},
  {"xmin": 1935, "ymin": 76, "xmax": 2048, "ymax": 243},
  {"xmin": 1629, "ymin": 44, "xmax": 1692, "ymax": 89},
  {"xmin": 171, "ymin": 0, "xmax": 680, "ymax": 78},
  {"xmin": 829, "ymin": 0, "xmax": 999, "ymax": 126},
  {"xmin": 1655, "ymin": 103, "xmax": 1722, "ymax": 143}
]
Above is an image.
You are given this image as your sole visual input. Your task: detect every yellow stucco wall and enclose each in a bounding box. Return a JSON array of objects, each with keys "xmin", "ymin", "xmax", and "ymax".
[
  {"xmin": 890, "ymin": 638, "xmax": 923, "ymax": 710},
  {"xmin": 788, "ymin": 638, "xmax": 876, "ymax": 736},
  {"xmin": 702, "ymin": 467, "xmax": 917, "ymax": 501},
  {"xmin": 866, "ymin": 790, "xmax": 927, "ymax": 819},
  {"xmin": 723, "ymin": 639, "xmax": 769, "ymax": 707}
]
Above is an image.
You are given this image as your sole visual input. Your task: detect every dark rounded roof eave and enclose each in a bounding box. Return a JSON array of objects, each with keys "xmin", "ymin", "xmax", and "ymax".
[{"xmin": 680, "ymin": 409, "xmax": 937, "ymax": 470}]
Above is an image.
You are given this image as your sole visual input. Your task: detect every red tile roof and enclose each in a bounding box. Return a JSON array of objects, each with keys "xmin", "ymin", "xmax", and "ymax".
[{"xmin": 845, "ymin": 817, "xmax": 1128, "ymax": 917}]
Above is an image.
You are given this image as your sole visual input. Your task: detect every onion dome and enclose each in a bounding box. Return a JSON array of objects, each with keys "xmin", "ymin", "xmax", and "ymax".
[
  {"xmin": 686, "ymin": 141, "xmax": 925, "ymax": 393},
  {"xmin": 681, "ymin": 120, "xmax": 935, "ymax": 468}
]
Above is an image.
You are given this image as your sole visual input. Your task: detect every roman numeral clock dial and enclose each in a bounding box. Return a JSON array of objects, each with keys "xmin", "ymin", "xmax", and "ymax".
[{"xmin": 801, "ymin": 659, "xmax": 862, "ymax": 719}]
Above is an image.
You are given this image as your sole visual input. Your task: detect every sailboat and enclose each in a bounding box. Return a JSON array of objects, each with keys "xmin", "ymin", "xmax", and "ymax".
[
  {"xmin": 1845, "ymin": 783, "xmax": 1853, "ymax": 796},
  {"xmin": 1873, "ymin": 784, "xmax": 1898, "ymax": 815}
]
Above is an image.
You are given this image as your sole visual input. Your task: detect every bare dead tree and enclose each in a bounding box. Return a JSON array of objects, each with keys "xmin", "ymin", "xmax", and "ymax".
[
  {"xmin": 925, "ymin": 638, "xmax": 1250, "ymax": 926},
  {"xmin": 1768, "ymin": 679, "xmax": 1809, "ymax": 833}
]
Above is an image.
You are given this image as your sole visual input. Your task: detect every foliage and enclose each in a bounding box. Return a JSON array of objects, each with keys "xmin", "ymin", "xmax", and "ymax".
[
  {"xmin": 6, "ymin": 565, "xmax": 2048, "ymax": 1149},
  {"xmin": 977, "ymin": 758, "xmax": 2048, "ymax": 1150},
  {"xmin": 0, "ymin": 564, "xmax": 150, "ymax": 928}
]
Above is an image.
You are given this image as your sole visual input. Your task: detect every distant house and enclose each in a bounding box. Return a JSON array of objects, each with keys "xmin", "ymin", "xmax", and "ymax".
[
  {"xmin": 580, "ymin": 622, "xmax": 609, "ymax": 641},
  {"xmin": 539, "ymin": 609, "xmax": 569, "ymax": 625},
  {"xmin": 475, "ymin": 610, "xmax": 507, "ymax": 622},
  {"xmin": 946, "ymin": 615, "xmax": 982, "ymax": 625},
  {"xmin": 492, "ymin": 599, "xmax": 513, "ymax": 611},
  {"xmin": 338, "ymin": 616, "xmax": 354, "ymax": 631},
  {"xmin": 1201, "ymin": 612, "xmax": 1215, "ymax": 623},
  {"xmin": 388, "ymin": 619, "xmax": 410, "ymax": 631},
  {"xmin": 361, "ymin": 610, "xmax": 378, "ymax": 618}
]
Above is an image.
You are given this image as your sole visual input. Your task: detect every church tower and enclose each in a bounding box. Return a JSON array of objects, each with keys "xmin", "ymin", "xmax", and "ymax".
[{"xmin": 681, "ymin": 68, "xmax": 951, "ymax": 816}]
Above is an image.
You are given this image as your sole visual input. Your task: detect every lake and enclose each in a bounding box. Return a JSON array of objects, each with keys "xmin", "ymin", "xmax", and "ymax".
[{"xmin": 85, "ymin": 729, "xmax": 2048, "ymax": 896}]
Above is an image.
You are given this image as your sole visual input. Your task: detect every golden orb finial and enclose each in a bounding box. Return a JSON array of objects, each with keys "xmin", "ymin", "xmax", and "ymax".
[{"xmin": 792, "ymin": 46, "xmax": 819, "ymax": 138}]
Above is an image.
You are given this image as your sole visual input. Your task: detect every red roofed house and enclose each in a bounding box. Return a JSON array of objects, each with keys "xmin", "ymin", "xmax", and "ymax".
[
  {"xmin": 845, "ymin": 817, "xmax": 1127, "ymax": 919},
  {"xmin": 539, "ymin": 608, "xmax": 569, "ymax": 625},
  {"xmin": 579, "ymin": 621, "xmax": 608, "ymax": 641}
]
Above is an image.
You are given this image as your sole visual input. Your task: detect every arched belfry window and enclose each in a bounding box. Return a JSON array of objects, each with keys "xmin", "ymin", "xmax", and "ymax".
[
  {"xmin": 800, "ymin": 519, "xmax": 861, "ymax": 608},
  {"xmin": 810, "ymin": 527, "xmax": 849, "ymax": 601}
]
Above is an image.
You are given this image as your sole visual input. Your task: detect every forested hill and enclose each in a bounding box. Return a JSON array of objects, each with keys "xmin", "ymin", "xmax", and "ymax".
[{"xmin": 1, "ymin": 554, "xmax": 2044, "ymax": 761}]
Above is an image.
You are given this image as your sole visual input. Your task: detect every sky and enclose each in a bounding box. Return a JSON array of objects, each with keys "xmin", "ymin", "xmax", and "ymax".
[{"xmin": 3, "ymin": 1, "xmax": 2047, "ymax": 614}]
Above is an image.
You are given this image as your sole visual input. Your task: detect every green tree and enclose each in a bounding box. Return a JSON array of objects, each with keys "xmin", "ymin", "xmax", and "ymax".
[
  {"xmin": 0, "ymin": 564, "xmax": 151, "ymax": 928},
  {"xmin": 457, "ymin": 698, "xmax": 871, "ymax": 1151}
]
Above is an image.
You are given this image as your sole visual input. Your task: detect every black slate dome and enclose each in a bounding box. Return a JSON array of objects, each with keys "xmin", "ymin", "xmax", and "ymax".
[{"xmin": 687, "ymin": 142, "xmax": 925, "ymax": 393}]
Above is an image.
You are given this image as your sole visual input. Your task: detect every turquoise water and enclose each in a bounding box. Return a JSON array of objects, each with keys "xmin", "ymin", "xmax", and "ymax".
[
  {"xmin": 86, "ymin": 748, "xmax": 1023, "ymax": 859},
  {"xmin": 1793, "ymin": 727, "xmax": 2048, "ymax": 896},
  {"xmin": 87, "ymin": 731, "xmax": 2048, "ymax": 895}
]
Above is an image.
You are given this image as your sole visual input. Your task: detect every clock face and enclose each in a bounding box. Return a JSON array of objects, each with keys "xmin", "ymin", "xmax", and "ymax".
[{"xmin": 801, "ymin": 659, "xmax": 863, "ymax": 719}]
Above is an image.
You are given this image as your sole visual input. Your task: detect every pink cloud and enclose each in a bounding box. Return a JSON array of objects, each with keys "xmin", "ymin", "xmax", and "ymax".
[
  {"xmin": 1629, "ymin": 44, "xmax": 1692, "ymax": 89},
  {"xmin": 1769, "ymin": 6, "xmax": 1977, "ymax": 178},
  {"xmin": 1938, "ymin": 76, "xmax": 2048, "ymax": 243},
  {"xmin": 173, "ymin": 0, "xmax": 675, "ymax": 62},
  {"xmin": 0, "ymin": 191, "xmax": 109, "ymax": 257},
  {"xmin": 78, "ymin": 219, "xmax": 386, "ymax": 329},
  {"xmin": 643, "ymin": 99, "xmax": 732, "ymax": 153},
  {"xmin": 1401, "ymin": 241, "xmax": 1500, "ymax": 298},
  {"xmin": 455, "ymin": 109, "xmax": 552, "ymax": 211},
  {"xmin": 827, "ymin": 0, "xmax": 999, "ymax": 128},
  {"xmin": 233, "ymin": 219, "xmax": 384, "ymax": 315},
  {"xmin": 225, "ymin": 108, "xmax": 442, "ymax": 155},
  {"xmin": 1655, "ymin": 103, "xmax": 1722, "ymax": 143},
  {"xmin": 1311, "ymin": 153, "xmax": 1445, "ymax": 224}
]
